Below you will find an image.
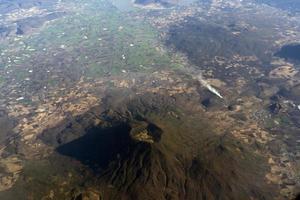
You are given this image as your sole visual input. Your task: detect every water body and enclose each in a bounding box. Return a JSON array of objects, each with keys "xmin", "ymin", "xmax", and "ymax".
[{"xmin": 275, "ymin": 44, "xmax": 300, "ymax": 62}]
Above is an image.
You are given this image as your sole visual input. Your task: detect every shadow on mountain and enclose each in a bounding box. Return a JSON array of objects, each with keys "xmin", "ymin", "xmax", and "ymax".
[
  {"xmin": 275, "ymin": 43, "xmax": 300, "ymax": 62},
  {"xmin": 56, "ymin": 123, "xmax": 132, "ymax": 171}
]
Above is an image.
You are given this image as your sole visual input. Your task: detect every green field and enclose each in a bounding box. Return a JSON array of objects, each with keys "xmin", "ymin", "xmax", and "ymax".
[{"xmin": 0, "ymin": 0, "xmax": 181, "ymax": 88}]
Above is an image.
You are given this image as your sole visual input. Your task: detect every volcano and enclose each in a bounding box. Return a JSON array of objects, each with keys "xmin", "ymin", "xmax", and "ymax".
[{"xmin": 37, "ymin": 93, "xmax": 276, "ymax": 200}]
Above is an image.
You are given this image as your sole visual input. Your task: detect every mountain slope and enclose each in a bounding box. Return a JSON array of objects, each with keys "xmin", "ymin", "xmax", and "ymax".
[{"xmin": 38, "ymin": 93, "xmax": 276, "ymax": 200}]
